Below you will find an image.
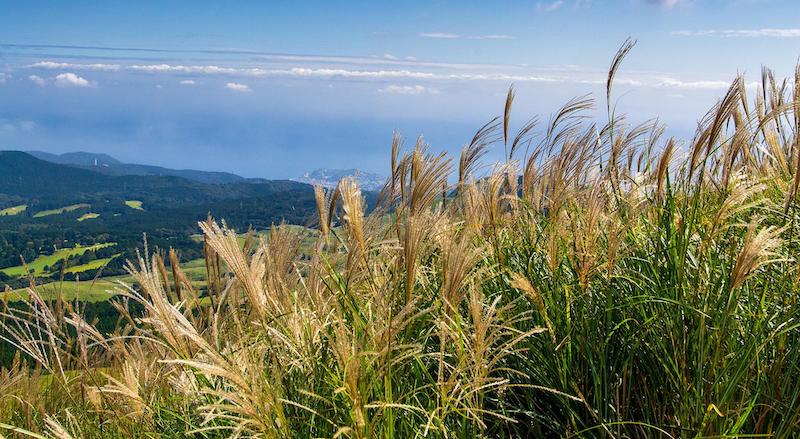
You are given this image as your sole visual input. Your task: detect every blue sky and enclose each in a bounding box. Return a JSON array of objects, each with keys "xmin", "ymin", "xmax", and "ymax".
[{"xmin": 0, "ymin": 0, "xmax": 799, "ymax": 178}]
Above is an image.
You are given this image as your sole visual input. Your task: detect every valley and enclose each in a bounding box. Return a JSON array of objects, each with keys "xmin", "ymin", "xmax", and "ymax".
[{"xmin": 0, "ymin": 152, "xmax": 374, "ymax": 292}]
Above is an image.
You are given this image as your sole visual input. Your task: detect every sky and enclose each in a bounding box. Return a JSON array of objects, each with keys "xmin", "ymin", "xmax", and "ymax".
[{"xmin": 1, "ymin": 0, "xmax": 799, "ymax": 178}]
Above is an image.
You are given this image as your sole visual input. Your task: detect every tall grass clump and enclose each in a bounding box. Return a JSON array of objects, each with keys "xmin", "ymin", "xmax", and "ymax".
[{"xmin": 2, "ymin": 44, "xmax": 800, "ymax": 437}]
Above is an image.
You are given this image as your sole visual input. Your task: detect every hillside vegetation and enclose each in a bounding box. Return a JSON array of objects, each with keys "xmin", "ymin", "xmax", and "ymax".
[
  {"xmin": 0, "ymin": 205, "xmax": 26, "ymax": 216},
  {"xmin": 0, "ymin": 155, "xmax": 330, "ymax": 287},
  {"xmin": 76, "ymin": 213, "xmax": 100, "ymax": 222},
  {"xmin": 0, "ymin": 242, "xmax": 116, "ymax": 277},
  {"xmin": 32, "ymin": 204, "xmax": 91, "ymax": 218},
  {"xmin": 124, "ymin": 200, "xmax": 144, "ymax": 210},
  {"xmin": 2, "ymin": 46, "xmax": 800, "ymax": 437}
]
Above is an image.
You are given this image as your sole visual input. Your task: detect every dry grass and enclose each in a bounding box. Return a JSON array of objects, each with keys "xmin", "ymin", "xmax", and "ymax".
[{"xmin": 2, "ymin": 45, "xmax": 800, "ymax": 437}]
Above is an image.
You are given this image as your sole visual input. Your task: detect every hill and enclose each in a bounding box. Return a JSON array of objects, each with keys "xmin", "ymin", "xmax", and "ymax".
[
  {"xmin": 0, "ymin": 152, "xmax": 378, "ymax": 285},
  {"xmin": 27, "ymin": 151, "xmax": 121, "ymax": 166},
  {"xmin": 0, "ymin": 152, "xmax": 321, "ymax": 282},
  {"xmin": 27, "ymin": 150, "xmax": 245, "ymax": 184},
  {"xmin": 0, "ymin": 151, "xmax": 318, "ymax": 206},
  {"xmin": 0, "ymin": 151, "xmax": 227, "ymax": 204}
]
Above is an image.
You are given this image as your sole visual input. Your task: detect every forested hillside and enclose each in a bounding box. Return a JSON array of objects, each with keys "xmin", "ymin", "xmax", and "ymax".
[{"xmin": 0, "ymin": 151, "xmax": 360, "ymax": 288}]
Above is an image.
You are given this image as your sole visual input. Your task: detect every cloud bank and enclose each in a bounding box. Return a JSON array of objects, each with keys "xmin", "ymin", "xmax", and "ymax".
[{"xmin": 22, "ymin": 59, "xmax": 742, "ymax": 91}]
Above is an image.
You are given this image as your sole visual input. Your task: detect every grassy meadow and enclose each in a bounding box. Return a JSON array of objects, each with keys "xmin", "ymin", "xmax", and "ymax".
[
  {"xmin": 76, "ymin": 212, "xmax": 100, "ymax": 222},
  {"xmin": 124, "ymin": 200, "xmax": 144, "ymax": 210},
  {"xmin": 32, "ymin": 203, "xmax": 91, "ymax": 218},
  {"xmin": 3, "ymin": 277, "xmax": 123, "ymax": 303},
  {"xmin": 0, "ymin": 205, "xmax": 27, "ymax": 216},
  {"xmin": 63, "ymin": 253, "xmax": 119, "ymax": 274},
  {"xmin": 1, "ymin": 46, "xmax": 800, "ymax": 437},
  {"xmin": 2, "ymin": 257, "xmax": 210, "ymax": 303},
  {"xmin": 0, "ymin": 242, "xmax": 116, "ymax": 277}
]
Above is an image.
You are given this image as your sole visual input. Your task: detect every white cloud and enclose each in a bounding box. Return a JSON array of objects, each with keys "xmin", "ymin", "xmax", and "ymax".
[
  {"xmin": 0, "ymin": 73, "xmax": 8, "ymax": 84},
  {"xmin": 29, "ymin": 75, "xmax": 46, "ymax": 86},
  {"xmin": 29, "ymin": 61, "xmax": 120, "ymax": 71},
  {"xmin": 537, "ymin": 1, "xmax": 564, "ymax": 12},
  {"xmin": 655, "ymin": 77, "xmax": 731, "ymax": 90},
  {"xmin": 672, "ymin": 28, "xmax": 800, "ymax": 38},
  {"xmin": 132, "ymin": 64, "xmax": 242, "ymax": 74},
  {"xmin": 379, "ymin": 84, "xmax": 440, "ymax": 95},
  {"xmin": 225, "ymin": 82, "xmax": 251, "ymax": 92},
  {"xmin": 54, "ymin": 72, "xmax": 94, "ymax": 87},
  {"xmin": 383, "ymin": 54, "xmax": 399, "ymax": 60},
  {"xmin": 419, "ymin": 32, "xmax": 461, "ymax": 39},
  {"xmin": 278, "ymin": 67, "xmax": 563, "ymax": 83},
  {"xmin": 282, "ymin": 67, "xmax": 435, "ymax": 80},
  {"xmin": 179, "ymin": 79, "xmax": 196, "ymax": 85}
]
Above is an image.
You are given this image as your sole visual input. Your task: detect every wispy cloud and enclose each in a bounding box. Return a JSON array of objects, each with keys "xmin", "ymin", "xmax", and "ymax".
[
  {"xmin": 0, "ymin": 119, "xmax": 36, "ymax": 133},
  {"xmin": 131, "ymin": 64, "xmax": 246, "ymax": 74},
  {"xmin": 379, "ymin": 84, "xmax": 440, "ymax": 95},
  {"xmin": 225, "ymin": 82, "xmax": 251, "ymax": 92},
  {"xmin": 471, "ymin": 34, "xmax": 515, "ymax": 40},
  {"xmin": 418, "ymin": 32, "xmax": 514, "ymax": 40},
  {"xmin": 645, "ymin": 0, "xmax": 679, "ymax": 8},
  {"xmin": 654, "ymin": 77, "xmax": 731, "ymax": 90},
  {"xmin": 672, "ymin": 28, "xmax": 800, "ymax": 38},
  {"xmin": 30, "ymin": 61, "xmax": 121, "ymax": 71},
  {"xmin": 54, "ymin": 72, "xmax": 94, "ymax": 87},
  {"xmin": 19, "ymin": 48, "xmax": 508, "ymax": 72},
  {"xmin": 536, "ymin": 1, "xmax": 565, "ymax": 12},
  {"xmin": 19, "ymin": 59, "xmax": 743, "ymax": 91},
  {"xmin": 419, "ymin": 32, "xmax": 461, "ymax": 39},
  {"xmin": 0, "ymin": 73, "xmax": 8, "ymax": 84},
  {"xmin": 28, "ymin": 74, "xmax": 46, "ymax": 86},
  {"xmin": 282, "ymin": 67, "xmax": 563, "ymax": 83}
]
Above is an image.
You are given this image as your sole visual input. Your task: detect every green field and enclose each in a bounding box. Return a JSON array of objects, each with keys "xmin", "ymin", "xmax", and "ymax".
[
  {"xmin": 0, "ymin": 204, "xmax": 27, "ymax": 216},
  {"xmin": 4, "ymin": 256, "xmax": 208, "ymax": 302},
  {"xmin": 0, "ymin": 242, "xmax": 116, "ymax": 277},
  {"xmin": 63, "ymin": 253, "xmax": 121, "ymax": 274},
  {"xmin": 77, "ymin": 212, "xmax": 100, "ymax": 221},
  {"xmin": 125, "ymin": 200, "xmax": 144, "ymax": 210},
  {"xmin": 2, "ymin": 277, "xmax": 123, "ymax": 302},
  {"xmin": 33, "ymin": 203, "xmax": 91, "ymax": 218}
]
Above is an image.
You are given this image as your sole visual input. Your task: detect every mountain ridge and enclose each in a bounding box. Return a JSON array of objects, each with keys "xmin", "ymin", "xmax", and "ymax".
[{"xmin": 26, "ymin": 150, "xmax": 246, "ymax": 184}]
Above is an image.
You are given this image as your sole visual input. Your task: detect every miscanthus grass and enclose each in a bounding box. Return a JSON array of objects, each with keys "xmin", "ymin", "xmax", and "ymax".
[{"xmin": 2, "ymin": 42, "xmax": 800, "ymax": 437}]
